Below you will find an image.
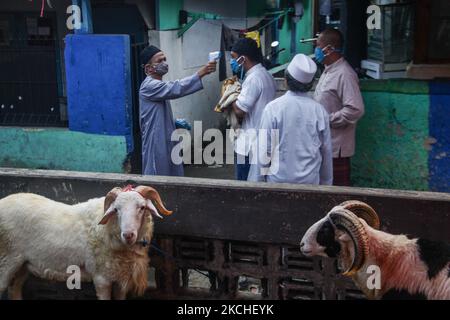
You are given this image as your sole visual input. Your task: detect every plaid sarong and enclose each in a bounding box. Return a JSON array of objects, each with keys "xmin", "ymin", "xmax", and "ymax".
[{"xmin": 333, "ymin": 157, "xmax": 351, "ymax": 186}]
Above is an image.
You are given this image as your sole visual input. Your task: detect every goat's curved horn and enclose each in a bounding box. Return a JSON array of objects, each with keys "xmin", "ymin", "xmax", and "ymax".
[
  {"xmin": 328, "ymin": 208, "xmax": 369, "ymax": 277},
  {"xmin": 339, "ymin": 200, "xmax": 380, "ymax": 230},
  {"xmin": 135, "ymin": 186, "xmax": 173, "ymax": 216},
  {"xmin": 104, "ymin": 187, "xmax": 122, "ymax": 213}
]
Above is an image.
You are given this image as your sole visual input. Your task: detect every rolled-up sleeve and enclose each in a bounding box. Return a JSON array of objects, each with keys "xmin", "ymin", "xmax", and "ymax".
[
  {"xmin": 235, "ymin": 77, "xmax": 262, "ymax": 113},
  {"xmin": 330, "ymin": 73, "xmax": 365, "ymax": 129}
]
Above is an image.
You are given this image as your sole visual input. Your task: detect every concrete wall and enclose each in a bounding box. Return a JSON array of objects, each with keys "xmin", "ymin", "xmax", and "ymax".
[
  {"xmin": 428, "ymin": 81, "xmax": 450, "ymax": 192},
  {"xmin": 65, "ymin": 34, "xmax": 134, "ymax": 152},
  {"xmin": 0, "ymin": 1, "xmax": 133, "ymax": 174},
  {"xmin": 353, "ymin": 79, "xmax": 450, "ymax": 193},
  {"xmin": 0, "ymin": 128, "xmax": 127, "ymax": 172}
]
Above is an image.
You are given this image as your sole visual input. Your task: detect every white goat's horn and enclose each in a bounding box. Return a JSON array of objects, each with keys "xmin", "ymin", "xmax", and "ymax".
[
  {"xmin": 135, "ymin": 185, "xmax": 173, "ymax": 216},
  {"xmin": 339, "ymin": 200, "xmax": 380, "ymax": 230},
  {"xmin": 329, "ymin": 208, "xmax": 369, "ymax": 277}
]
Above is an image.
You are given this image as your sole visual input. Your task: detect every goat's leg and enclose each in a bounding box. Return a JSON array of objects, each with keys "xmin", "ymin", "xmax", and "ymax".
[
  {"xmin": 8, "ymin": 264, "xmax": 29, "ymax": 300},
  {"xmin": 93, "ymin": 275, "xmax": 112, "ymax": 300},
  {"xmin": 113, "ymin": 284, "xmax": 128, "ymax": 300},
  {"xmin": 0, "ymin": 254, "xmax": 24, "ymax": 299},
  {"xmin": 0, "ymin": 282, "xmax": 5, "ymax": 299}
]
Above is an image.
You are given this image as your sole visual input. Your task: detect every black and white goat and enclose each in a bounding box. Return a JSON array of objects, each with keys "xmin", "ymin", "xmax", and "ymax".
[{"xmin": 300, "ymin": 201, "xmax": 450, "ymax": 300}]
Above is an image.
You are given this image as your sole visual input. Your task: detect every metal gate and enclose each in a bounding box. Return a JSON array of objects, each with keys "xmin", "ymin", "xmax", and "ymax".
[{"xmin": 0, "ymin": 13, "xmax": 64, "ymax": 127}]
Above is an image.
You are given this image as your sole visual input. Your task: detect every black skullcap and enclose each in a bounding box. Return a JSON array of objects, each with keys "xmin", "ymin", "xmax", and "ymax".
[
  {"xmin": 231, "ymin": 38, "xmax": 262, "ymax": 63},
  {"xmin": 140, "ymin": 45, "xmax": 161, "ymax": 65}
]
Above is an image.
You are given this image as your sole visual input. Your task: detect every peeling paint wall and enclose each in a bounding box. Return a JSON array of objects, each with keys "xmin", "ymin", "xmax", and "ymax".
[
  {"xmin": 353, "ymin": 79, "xmax": 450, "ymax": 192},
  {"xmin": 0, "ymin": 127, "xmax": 127, "ymax": 173},
  {"xmin": 429, "ymin": 81, "xmax": 450, "ymax": 193},
  {"xmin": 65, "ymin": 34, "xmax": 134, "ymax": 153}
]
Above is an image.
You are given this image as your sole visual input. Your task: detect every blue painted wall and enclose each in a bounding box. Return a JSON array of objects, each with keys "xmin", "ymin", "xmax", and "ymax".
[
  {"xmin": 429, "ymin": 81, "xmax": 450, "ymax": 193},
  {"xmin": 65, "ymin": 34, "xmax": 133, "ymax": 152}
]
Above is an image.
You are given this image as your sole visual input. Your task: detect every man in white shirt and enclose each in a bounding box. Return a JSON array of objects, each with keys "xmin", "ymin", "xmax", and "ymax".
[
  {"xmin": 229, "ymin": 38, "xmax": 277, "ymax": 180},
  {"xmin": 248, "ymin": 54, "xmax": 333, "ymax": 185}
]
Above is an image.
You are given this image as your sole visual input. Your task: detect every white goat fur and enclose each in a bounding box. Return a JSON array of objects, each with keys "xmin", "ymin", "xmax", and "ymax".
[{"xmin": 0, "ymin": 192, "xmax": 154, "ymax": 300}]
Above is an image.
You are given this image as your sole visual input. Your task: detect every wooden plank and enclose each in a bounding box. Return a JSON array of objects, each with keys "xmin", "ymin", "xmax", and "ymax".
[{"xmin": 0, "ymin": 168, "xmax": 449, "ymax": 245}]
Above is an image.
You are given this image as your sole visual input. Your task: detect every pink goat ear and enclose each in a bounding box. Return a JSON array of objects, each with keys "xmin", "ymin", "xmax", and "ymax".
[
  {"xmin": 99, "ymin": 207, "xmax": 116, "ymax": 225},
  {"xmin": 337, "ymin": 232, "xmax": 352, "ymax": 243}
]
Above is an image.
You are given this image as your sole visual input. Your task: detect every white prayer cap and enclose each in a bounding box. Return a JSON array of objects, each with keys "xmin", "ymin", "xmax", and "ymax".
[{"xmin": 286, "ymin": 53, "xmax": 317, "ymax": 84}]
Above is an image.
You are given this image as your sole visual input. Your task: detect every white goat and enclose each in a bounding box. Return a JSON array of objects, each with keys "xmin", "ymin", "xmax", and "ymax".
[
  {"xmin": 300, "ymin": 201, "xmax": 450, "ymax": 300},
  {"xmin": 0, "ymin": 185, "xmax": 172, "ymax": 300}
]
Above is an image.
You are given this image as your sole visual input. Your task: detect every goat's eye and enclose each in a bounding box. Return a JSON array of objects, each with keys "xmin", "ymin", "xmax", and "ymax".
[{"xmin": 140, "ymin": 206, "xmax": 146, "ymax": 211}]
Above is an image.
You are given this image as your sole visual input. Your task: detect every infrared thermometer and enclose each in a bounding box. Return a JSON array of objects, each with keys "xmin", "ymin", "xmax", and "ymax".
[{"xmin": 209, "ymin": 51, "xmax": 221, "ymax": 62}]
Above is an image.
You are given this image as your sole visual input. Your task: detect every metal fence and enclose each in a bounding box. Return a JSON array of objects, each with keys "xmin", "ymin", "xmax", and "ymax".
[
  {"xmin": 0, "ymin": 40, "xmax": 65, "ymax": 127},
  {"xmin": 0, "ymin": 168, "xmax": 449, "ymax": 300}
]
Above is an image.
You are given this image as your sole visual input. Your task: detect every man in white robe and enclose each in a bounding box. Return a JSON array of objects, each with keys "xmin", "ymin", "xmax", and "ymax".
[
  {"xmin": 248, "ymin": 54, "xmax": 333, "ymax": 185},
  {"xmin": 139, "ymin": 45, "xmax": 216, "ymax": 176},
  {"xmin": 228, "ymin": 38, "xmax": 277, "ymax": 180}
]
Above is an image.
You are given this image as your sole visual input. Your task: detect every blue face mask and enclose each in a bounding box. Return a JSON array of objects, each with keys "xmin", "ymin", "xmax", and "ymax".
[
  {"xmin": 230, "ymin": 58, "xmax": 241, "ymax": 74},
  {"xmin": 314, "ymin": 47, "xmax": 326, "ymax": 64},
  {"xmin": 315, "ymin": 45, "xmax": 342, "ymax": 64}
]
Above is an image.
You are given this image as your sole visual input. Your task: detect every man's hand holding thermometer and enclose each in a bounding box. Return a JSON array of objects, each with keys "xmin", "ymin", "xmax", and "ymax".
[{"xmin": 197, "ymin": 51, "xmax": 220, "ymax": 78}]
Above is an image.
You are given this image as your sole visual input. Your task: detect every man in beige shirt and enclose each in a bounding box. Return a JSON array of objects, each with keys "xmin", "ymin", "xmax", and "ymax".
[{"xmin": 313, "ymin": 28, "xmax": 365, "ymax": 186}]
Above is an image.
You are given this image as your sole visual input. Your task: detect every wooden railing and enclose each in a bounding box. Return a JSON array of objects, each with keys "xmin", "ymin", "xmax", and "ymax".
[{"xmin": 1, "ymin": 168, "xmax": 449, "ymax": 300}]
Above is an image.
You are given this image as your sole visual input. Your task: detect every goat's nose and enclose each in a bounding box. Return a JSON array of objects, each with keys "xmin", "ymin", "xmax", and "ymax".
[
  {"xmin": 300, "ymin": 242, "xmax": 305, "ymax": 248},
  {"xmin": 123, "ymin": 232, "xmax": 134, "ymax": 241}
]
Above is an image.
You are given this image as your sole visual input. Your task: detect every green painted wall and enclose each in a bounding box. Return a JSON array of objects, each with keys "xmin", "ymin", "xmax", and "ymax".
[
  {"xmin": 156, "ymin": 0, "xmax": 184, "ymax": 30},
  {"xmin": 352, "ymin": 80, "xmax": 430, "ymax": 191},
  {"xmin": 295, "ymin": 0, "xmax": 314, "ymax": 56},
  {"xmin": 278, "ymin": 4, "xmax": 292, "ymax": 64},
  {"xmin": 0, "ymin": 127, "xmax": 128, "ymax": 173},
  {"xmin": 278, "ymin": 0, "xmax": 314, "ymax": 64}
]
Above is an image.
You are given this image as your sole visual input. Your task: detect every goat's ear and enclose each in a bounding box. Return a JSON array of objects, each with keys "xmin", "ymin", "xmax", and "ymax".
[
  {"xmin": 104, "ymin": 187, "xmax": 122, "ymax": 214},
  {"xmin": 145, "ymin": 199, "xmax": 163, "ymax": 219},
  {"xmin": 99, "ymin": 206, "xmax": 117, "ymax": 225},
  {"xmin": 336, "ymin": 230, "xmax": 352, "ymax": 243}
]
